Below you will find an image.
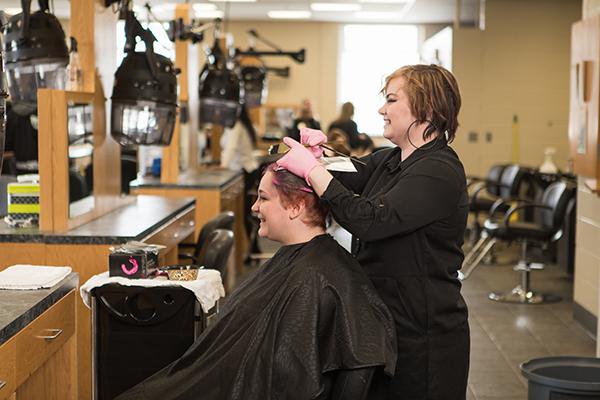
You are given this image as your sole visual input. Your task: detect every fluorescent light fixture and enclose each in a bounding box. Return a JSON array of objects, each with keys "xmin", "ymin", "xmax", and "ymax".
[
  {"xmin": 267, "ymin": 10, "xmax": 312, "ymax": 19},
  {"xmin": 150, "ymin": 3, "xmax": 175, "ymax": 14},
  {"xmin": 194, "ymin": 10, "xmax": 225, "ymax": 18},
  {"xmin": 354, "ymin": 11, "xmax": 401, "ymax": 19},
  {"xmin": 193, "ymin": 3, "xmax": 218, "ymax": 11},
  {"xmin": 310, "ymin": 3, "xmax": 361, "ymax": 12},
  {"xmin": 358, "ymin": 0, "xmax": 409, "ymax": 3}
]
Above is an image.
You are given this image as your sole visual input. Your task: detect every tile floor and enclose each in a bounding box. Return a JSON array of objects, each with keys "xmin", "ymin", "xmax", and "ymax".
[
  {"xmin": 243, "ymin": 240, "xmax": 596, "ymax": 400},
  {"xmin": 463, "ymin": 246, "xmax": 595, "ymax": 400}
]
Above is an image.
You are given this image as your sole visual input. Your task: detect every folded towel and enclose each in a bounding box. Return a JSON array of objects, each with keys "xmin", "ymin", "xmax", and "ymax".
[
  {"xmin": 0, "ymin": 265, "xmax": 72, "ymax": 290},
  {"xmin": 80, "ymin": 270, "xmax": 224, "ymax": 313}
]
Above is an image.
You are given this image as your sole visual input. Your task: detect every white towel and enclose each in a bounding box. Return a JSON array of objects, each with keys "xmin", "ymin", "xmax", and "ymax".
[
  {"xmin": 0, "ymin": 265, "xmax": 72, "ymax": 290},
  {"xmin": 79, "ymin": 270, "xmax": 225, "ymax": 313}
]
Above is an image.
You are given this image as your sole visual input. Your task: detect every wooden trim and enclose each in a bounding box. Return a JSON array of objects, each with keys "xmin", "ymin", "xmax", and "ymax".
[
  {"xmin": 161, "ymin": 3, "xmax": 191, "ymax": 184},
  {"xmin": 39, "ymin": 89, "xmax": 55, "ymax": 231},
  {"xmin": 51, "ymin": 90, "xmax": 70, "ymax": 232},
  {"xmin": 69, "ymin": 0, "xmax": 95, "ymax": 93}
]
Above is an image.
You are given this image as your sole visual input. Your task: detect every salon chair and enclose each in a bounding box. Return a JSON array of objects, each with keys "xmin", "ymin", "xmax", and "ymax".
[
  {"xmin": 179, "ymin": 211, "xmax": 234, "ymax": 264},
  {"xmin": 196, "ymin": 229, "xmax": 234, "ymax": 285},
  {"xmin": 461, "ymin": 180, "xmax": 576, "ymax": 304},
  {"xmin": 464, "ymin": 164, "xmax": 535, "ymax": 263},
  {"xmin": 466, "ymin": 164, "xmax": 508, "ymax": 246}
]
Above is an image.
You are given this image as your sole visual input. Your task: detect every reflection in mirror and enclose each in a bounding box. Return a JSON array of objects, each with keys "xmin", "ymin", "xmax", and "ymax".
[{"xmin": 67, "ymin": 102, "xmax": 94, "ymax": 218}]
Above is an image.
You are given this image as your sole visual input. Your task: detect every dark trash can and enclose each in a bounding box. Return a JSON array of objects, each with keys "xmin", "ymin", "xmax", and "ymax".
[{"xmin": 521, "ymin": 356, "xmax": 600, "ymax": 399}]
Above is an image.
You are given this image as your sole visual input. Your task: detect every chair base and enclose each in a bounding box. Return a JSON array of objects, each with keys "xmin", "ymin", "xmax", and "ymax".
[{"xmin": 488, "ymin": 285, "xmax": 561, "ymax": 304}]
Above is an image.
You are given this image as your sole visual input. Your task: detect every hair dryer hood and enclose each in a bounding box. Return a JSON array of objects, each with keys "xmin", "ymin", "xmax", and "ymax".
[
  {"xmin": 3, "ymin": 10, "xmax": 69, "ymax": 116},
  {"xmin": 198, "ymin": 67, "xmax": 242, "ymax": 128},
  {"xmin": 111, "ymin": 52, "xmax": 178, "ymax": 146},
  {"xmin": 241, "ymin": 65, "xmax": 267, "ymax": 108}
]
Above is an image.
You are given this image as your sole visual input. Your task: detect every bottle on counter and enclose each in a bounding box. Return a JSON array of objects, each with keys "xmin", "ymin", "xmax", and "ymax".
[{"xmin": 66, "ymin": 36, "xmax": 83, "ymax": 91}]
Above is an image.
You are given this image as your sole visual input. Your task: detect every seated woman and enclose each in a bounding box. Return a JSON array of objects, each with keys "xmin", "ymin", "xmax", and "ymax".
[{"xmin": 117, "ymin": 164, "xmax": 397, "ymax": 400}]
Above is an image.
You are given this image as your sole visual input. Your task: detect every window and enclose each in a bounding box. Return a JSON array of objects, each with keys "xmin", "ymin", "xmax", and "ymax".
[
  {"xmin": 338, "ymin": 24, "xmax": 419, "ymax": 136},
  {"xmin": 115, "ymin": 21, "xmax": 174, "ymax": 66}
]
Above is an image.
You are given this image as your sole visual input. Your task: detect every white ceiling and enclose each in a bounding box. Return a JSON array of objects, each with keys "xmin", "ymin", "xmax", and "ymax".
[{"xmin": 2, "ymin": 0, "xmax": 481, "ymax": 25}]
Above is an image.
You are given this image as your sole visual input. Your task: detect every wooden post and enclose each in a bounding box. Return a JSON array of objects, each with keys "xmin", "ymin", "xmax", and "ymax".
[{"xmin": 161, "ymin": 3, "xmax": 191, "ymax": 183}]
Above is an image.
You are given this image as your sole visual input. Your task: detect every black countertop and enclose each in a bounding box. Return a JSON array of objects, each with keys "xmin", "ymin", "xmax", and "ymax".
[
  {"xmin": 0, "ymin": 196, "xmax": 195, "ymax": 245},
  {"xmin": 0, "ymin": 272, "xmax": 78, "ymax": 346},
  {"xmin": 130, "ymin": 169, "xmax": 242, "ymax": 190}
]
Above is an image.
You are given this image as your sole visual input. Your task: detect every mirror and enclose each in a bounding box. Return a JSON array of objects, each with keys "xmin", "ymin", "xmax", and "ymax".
[
  {"xmin": 261, "ymin": 105, "xmax": 298, "ymax": 140},
  {"xmin": 67, "ymin": 102, "xmax": 94, "ymax": 218}
]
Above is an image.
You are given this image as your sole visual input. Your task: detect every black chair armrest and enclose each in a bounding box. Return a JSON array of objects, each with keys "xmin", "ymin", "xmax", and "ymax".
[
  {"xmin": 327, "ymin": 368, "xmax": 375, "ymax": 400},
  {"xmin": 503, "ymin": 203, "xmax": 552, "ymax": 227},
  {"xmin": 469, "ymin": 181, "xmax": 486, "ymax": 201}
]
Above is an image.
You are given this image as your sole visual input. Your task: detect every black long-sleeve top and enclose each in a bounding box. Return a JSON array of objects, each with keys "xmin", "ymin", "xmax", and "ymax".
[
  {"xmin": 328, "ymin": 119, "xmax": 363, "ymax": 150},
  {"xmin": 322, "ymin": 138, "xmax": 469, "ymax": 335}
]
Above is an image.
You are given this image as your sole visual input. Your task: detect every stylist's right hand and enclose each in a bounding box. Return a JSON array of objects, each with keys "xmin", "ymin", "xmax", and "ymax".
[
  {"xmin": 277, "ymin": 137, "xmax": 320, "ymax": 184},
  {"xmin": 300, "ymin": 127, "xmax": 327, "ymax": 158}
]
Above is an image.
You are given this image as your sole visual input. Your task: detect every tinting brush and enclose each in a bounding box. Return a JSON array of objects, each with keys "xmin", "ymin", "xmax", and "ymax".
[{"xmin": 267, "ymin": 142, "xmax": 367, "ymax": 166}]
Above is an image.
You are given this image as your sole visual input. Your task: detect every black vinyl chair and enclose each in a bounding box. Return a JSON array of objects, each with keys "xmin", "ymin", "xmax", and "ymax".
[
  {"xmin": 179, "ymin": 211, "xmax": 235, "ymax": 264},
  {"xmin": 461, "ymin": 180, "xmax": 576, "ymax": 304},
  {"xmin": 464, "ymin": 164, "xmax": 536, "ymax": 262},
  {"xmin": 466, "ymin": 164, "xmax": 508, "ymax": 245},
  {"xmin": 196, "ymin": 229, "xmax": 234, "ymax": 285}
]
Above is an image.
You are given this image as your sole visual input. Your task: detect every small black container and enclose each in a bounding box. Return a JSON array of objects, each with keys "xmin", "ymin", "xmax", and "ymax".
[{"xmin": 521, "ymin": 356, "xmax": 600, "ymax": 399}]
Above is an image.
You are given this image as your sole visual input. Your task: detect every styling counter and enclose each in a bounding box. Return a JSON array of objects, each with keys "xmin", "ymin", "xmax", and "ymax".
[
  {"xmin": 0, "ymin": 196, "xmax": 196, "ymax": 400},
  {"xmin": 0, "ymin": 273, "xmax": 79, "ymax": 400},
  {"xmin": 131, "ymin": 169, "xmax": 248, "ymax": 290}
]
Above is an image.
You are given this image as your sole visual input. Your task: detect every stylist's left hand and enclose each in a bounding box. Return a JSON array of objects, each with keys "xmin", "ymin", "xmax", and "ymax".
[{"xmin": 276, "ymin": 137, "xmax": 320, "ymax": 183}]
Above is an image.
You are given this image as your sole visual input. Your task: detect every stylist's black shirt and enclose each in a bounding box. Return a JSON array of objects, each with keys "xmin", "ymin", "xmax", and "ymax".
[
  {"xmin": 322, "ymin": 139, "xmax": 469, "ymax": 399},
  {"xmin": 322, "ymin": 139, "xmax": 468, "ymax": 334}
]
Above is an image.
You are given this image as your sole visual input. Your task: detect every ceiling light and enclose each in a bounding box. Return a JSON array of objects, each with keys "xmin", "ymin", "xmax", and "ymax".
[
  {"xmin": 208, "ymin": 0, "xmax": 257, "ymax": 2},
  {"xmin": 311, "ymin": 3, "xmax": 361, "ymax": 12},
  {"xmin": 194, "ymin": 10, "xmax": 225, "ymax": 19},
  {"xmin": 192, "ymin": 4, "xmax": 218, "ymax": 11},
  {"xmin": 354, "ymin": 11, "xmax": 402, "ymax": 19},
  {"xmin": 149, "ymin": 4, "xmax": 175, "ymax": 14},
  {"xmin": 358, "ymin": 0, "xmax": 410, "ymax": 3},
  {"xmin": 2, "ymin": 5, "xmax": 69, "ymax": 116},
  {"xmin": 267, "ymin": 11, "xmax": 312, "ymax": 19}
]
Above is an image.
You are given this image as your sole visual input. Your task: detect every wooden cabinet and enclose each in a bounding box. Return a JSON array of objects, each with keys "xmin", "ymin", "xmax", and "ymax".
[
  {"xmin": 0, "ymin": 338, "xmax": 16, "ymax": 399},
  {"xmin": 0, "ymin": 290, "xmax": 76, "ymax": 400},
  {"xmin": 570, "ymin": 16, "xmax": 600, "ymax": 192}
]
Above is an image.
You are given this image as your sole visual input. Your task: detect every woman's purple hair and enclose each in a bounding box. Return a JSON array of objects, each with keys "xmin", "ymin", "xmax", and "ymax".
[{"xmin": 264, "ymin": 163, "xmax": 329, "ymax": 229}]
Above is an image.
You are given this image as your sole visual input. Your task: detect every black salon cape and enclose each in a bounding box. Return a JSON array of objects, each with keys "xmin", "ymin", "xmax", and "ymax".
[{"xmin": 116, "ymin": 234, "xmax": 397, "ymax": 400}]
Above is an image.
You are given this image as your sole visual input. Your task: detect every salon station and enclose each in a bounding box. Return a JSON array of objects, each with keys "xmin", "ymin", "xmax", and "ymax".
[{"xmin": 0, "ymin": 0, "xmax": 600, "ymax": 399}]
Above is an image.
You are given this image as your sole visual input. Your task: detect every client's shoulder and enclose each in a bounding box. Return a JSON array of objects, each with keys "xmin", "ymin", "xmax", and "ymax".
[{"xmin": 291, "ymin": 235, "xmax": 366, "ymax": 282}]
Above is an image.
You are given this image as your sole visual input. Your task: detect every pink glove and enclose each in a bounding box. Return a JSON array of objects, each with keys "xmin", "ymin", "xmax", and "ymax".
[
  {"xmin": 300, "ymin": 127, "xmax": 327, "ymax": 158},
  {"xmin": 276, "ymin": 137, "xmax": 320, "ymax": 183}
]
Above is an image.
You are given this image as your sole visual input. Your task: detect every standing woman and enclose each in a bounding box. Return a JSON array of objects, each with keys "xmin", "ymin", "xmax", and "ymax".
[{"xmin": 277, "ymin": 64, "xmax": 469, "ymax": 400}]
